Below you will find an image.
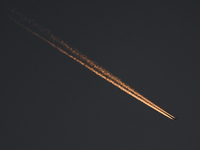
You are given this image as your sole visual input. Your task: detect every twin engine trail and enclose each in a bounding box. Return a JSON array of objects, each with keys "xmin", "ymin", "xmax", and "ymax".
[{"xmin": 6, "ymin": 9, "xmax": 176, "ymax": 120}]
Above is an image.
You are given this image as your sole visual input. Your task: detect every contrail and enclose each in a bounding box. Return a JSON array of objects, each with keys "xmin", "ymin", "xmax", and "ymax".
[{"xmin": 5, "ymin": 9, "xmax": 176, "ymax": 120}]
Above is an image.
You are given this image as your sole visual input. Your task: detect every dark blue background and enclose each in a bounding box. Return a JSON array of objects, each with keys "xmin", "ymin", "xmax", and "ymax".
[{"xmin": 1, "ymin": 1, "xmax": 200, "ymax": 149}]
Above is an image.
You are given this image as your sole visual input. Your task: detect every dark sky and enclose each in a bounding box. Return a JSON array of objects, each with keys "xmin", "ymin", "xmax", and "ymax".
[{"xmin": 1, "ymin": 1, "xmax": 200, "ymax": 149}]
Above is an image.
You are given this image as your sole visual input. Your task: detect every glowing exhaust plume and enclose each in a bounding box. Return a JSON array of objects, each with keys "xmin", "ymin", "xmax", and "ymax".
[{"xmin": 6, "ymin": 9, "xmax": 176, "ymax": 120}]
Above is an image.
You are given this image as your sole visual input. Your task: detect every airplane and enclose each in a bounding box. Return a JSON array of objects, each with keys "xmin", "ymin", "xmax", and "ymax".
[{"xmin": 173, "ymin": 117, "xmax": 178, "ymax": 121}]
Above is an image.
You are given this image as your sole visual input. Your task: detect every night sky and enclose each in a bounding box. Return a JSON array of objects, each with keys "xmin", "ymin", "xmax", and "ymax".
[{"xmin": 1, "ymin": 1, "xmax": 200, "ymax": 149}]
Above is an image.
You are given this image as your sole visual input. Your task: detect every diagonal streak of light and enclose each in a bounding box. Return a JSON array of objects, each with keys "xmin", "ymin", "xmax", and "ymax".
[{"xmin": 5, "ymin": 9, "xmax": 175, "ymax": 120}]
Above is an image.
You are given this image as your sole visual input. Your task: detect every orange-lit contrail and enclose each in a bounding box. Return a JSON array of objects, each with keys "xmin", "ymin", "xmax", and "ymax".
[{"xmin": 6, "ymin": 9, "xmax": 175, "ymax": 120}]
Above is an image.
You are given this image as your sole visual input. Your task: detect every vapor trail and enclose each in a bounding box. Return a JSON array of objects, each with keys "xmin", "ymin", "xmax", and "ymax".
[{"xmin": 6, "ymin": 9, "xmax": 175, "ymax": 120}]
